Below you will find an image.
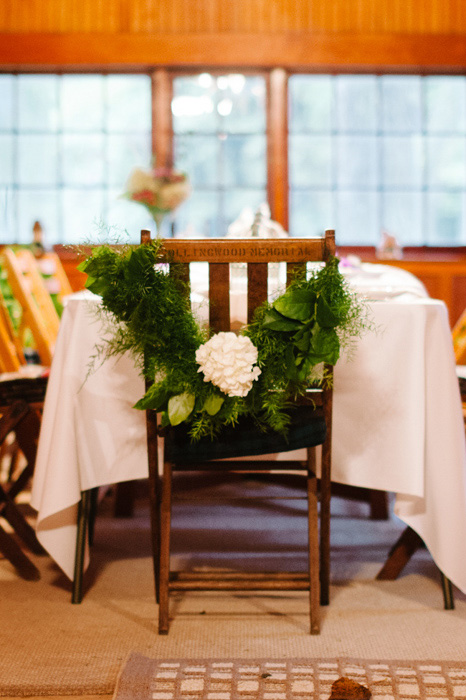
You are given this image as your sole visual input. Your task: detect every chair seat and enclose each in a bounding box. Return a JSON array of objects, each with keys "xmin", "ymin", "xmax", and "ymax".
[
  {"xmin": 165, "ymin": 404, "xmax": 326, "ymax": 464},
  {"xmin": 0, "ymin": 375, "xmax": 48, "ymax": 407}
]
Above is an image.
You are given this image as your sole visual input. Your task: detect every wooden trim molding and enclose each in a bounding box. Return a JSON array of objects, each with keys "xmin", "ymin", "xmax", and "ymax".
[
  {"xmin": 267, "ymin": 68, "xmax": 288, "ymax": 229},
  {"xmin": 2, "ymin": 32, "xmax": 466, "ymax": 70}
]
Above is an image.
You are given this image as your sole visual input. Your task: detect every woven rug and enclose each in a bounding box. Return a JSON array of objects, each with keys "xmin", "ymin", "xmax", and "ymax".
[{"xmin": 113, "ymin": 654, "xmax": 466, "ymax": 700}]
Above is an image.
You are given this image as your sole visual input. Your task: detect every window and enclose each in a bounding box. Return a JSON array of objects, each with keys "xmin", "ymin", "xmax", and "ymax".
[
  {"xmin": 1, "ymin": 70, "xmax": 466, "ymax": 247},
  {"xmin": 0, "ymin": 74, "xmax": 152, "ymax": 246},
  {"xmin": 172, "ymin": 73, "xmax": 267, "ymax": 237},
  {"xmin": 289, "ymin": 74, "xmax": 466, "ymax": 245}
]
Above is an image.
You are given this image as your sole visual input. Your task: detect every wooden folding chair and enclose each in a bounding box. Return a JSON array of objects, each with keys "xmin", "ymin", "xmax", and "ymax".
[
  {"xmin": 0, "ymin": 376, "xmax": 48, "ymax": 580},
  {"xmin": 452, "ymin": 307, "xmax": 466, "ymax": 365},
  {"xmin": 1, "ymin": 248, "xmax": 58, "ymax": 365},
  {"xmin": 36, "ymin": 251, "xmax": 73, "ymax": 308},
  {"xmin": 0, "ymin": 282, "xmax": 49, "ymax": 579},
  {"xmin": 140, "ymin": 230, "xmax": 335, "ymax": 635},
  {"xmin": 0, "ymin": 288, "xmax": 24, "ymax": 373}
]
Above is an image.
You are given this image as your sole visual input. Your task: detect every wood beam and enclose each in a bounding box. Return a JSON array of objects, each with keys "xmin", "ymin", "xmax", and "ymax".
[{"xmin": 1, "ymin": 33, "xmax": 466, "ymax": 71}]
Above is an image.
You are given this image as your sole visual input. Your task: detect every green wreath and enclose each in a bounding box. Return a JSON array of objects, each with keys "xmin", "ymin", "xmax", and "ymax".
[{"xmin": 78, "ymin": 239, "xmax": 368, "ymax": 442}]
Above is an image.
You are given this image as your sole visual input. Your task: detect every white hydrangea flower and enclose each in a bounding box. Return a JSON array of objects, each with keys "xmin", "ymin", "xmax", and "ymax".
[{"xmin": 195, "ymin": 332, "xmax": 261, "ymax": 397}]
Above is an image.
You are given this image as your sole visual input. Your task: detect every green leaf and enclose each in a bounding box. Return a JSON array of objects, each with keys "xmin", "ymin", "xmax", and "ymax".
[
  {"xmin": 310, "ymin": 327, "xmax": 340, "ymax": 365},
  {"xmin": 202, "ymin": 394, "xmax": 224, "ymax": 416},
  {"xmin": 133, "ymin": 383, "xmax": 170, "ymax": 411},
  {"xmin": 84, "ymin": 276, "xmax": 110, "ymax": 297},
  {"xmin": 273, "ymin": 289, "xmax": 316, "ymax": 321},
  {"xmin": 284, "ymin": 345, "xmax": 299, "ymax": 381},
  {"xmin": 262, "ymin": 309, "xmax": 302, "ymax": 331},
  {"xmin": 293, "ymin": 328, "xmax": 311, "ymax": 353},
  {"xmin": 316, "ymin": 295, "xmax": 341, "ymax": 328},
  {"xmin": 168, "ymin": 391, "xmax": 195, "ymax": 426}
]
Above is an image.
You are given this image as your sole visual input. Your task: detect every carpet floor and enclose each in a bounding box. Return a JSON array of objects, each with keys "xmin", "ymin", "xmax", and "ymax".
[{"xmin": 1, "ymin": 479, "xmax": 466, "ymax": 697}]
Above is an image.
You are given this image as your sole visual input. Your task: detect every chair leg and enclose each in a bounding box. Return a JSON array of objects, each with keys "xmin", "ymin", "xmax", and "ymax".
[
  {"xmin": 146, "ymin": 410, "xmax": 160, "ymax": 604},
  {"xmin": 307, "ymin": 448, "xmax": 320, "ymax": 634},
  {"xmin": 72, "ymin": 489, "xmax": 92, "ymax": 604},
  {"xmin": 319, "ymin": 434, "xmax": 331, "ymax": 606},
  {"xmin": 158, "ymin": 461, "xmax": 172, "ymax": 634},
  {"xmin": 441, "ymin": 573, "xmax": 455, "ymax": 610}
]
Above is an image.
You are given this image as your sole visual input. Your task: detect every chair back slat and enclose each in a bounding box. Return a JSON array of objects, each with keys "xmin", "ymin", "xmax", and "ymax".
[
  {"xmin": 247, "ymin": 262, "xmax": 268, "ymax": 324},
  {"xmin": 287, "ymin": 261, "xmax": 307, "ymax": 286},
  {"xmin": 209, "ymin": 263, "xmax": 230, "ymax": 332},
  {"xmin": 0, "ymin": 289, "xmax": 25, "ymax": 372},
  {"xmin": 169, "ymin": 262, "xmax": 190, "ymax": 289},
  {"xmin": 140, "ymin": 231, "xmax": 336, "ymax": 334}
]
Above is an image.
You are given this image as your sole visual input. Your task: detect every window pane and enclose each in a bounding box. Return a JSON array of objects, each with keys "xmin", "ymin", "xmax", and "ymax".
[
  {"xmin": 16, "ymin": 189, "xmax": 60, "ymax": 246},
  {"xmin": 218, "ymin": 75, "xmax": 265, "ymax": 134},
  {"xmin": 17, "ymin": 135, "xmax": 59, "ymax": 186},
  {"xmin": 382, "ymin": 136, "xmax": 423, "ymax": 188},
  {"xmin": 175, "ymin": 135, "xmax": 220, "ymax": 187},
  {"xmin": 380, "ymin": 76, "xmax": 422, "ymax": 132},
  {"xmin": 172, "ymin": 76, "xmax": 218, "ymax": 134},
  {"xmin": 427, "ymin": 137, "xmax": 466, "ymax": 188},
  {"xmin": 61, "ymin": 76, "xmax": 104, "ymax": 131},
  {"xmin": 107, "ymin": 188, "xmax": 154, "ymax": 242},
  {"xmin": 18, "ymin": 76, "xmax": 58, "ymax": 131},
  {"xmin": 290, "ymin": 190, "xmax": 333, "ymax": 238},
  {"xmin": 0, "ymin": 75, "xmax": 14, "ymax": 130},
  {"xmin": 426, "ymin": 192, "xmax": 465, "ymax": 244},
  {"xmin": 107, "ymin": 75, "xmax": 152, "ymax": 132},
  {"xmin": 175, "ymin": 189, "xmax": 222, "ymax": 237},
  {"xmin": 0, "ymin": 135, "xmax": 14, "ymax": 184},
  {"xmin": 337, "ymin": 136, "xmax": 378, "ymax": 188},
  {"xmin": 62, "ymin": 134, "xmax": 105, "ymax": 186},
  {"xmin": 382, "ymin": 191, "xmax": 423, "ymax": 245},
  {"xmin": 289, "ymin": 135, "xmax": 332, "ymax": 187},
  {"xmin": 1, "ymin": 73, "xmax": 152, "ymax": 245},
  {"xmin": 336, "ymin": 191, "xmax": 378, "ymax": 244},
  {"xmin": 289, "ymin": 74, "xmax": 466, "ymax": 245},
  {"xmin": 173, "ymin": 73, "xmax": 266, "ymax": 237},
  {"xmin": 425, "ymin": 77, "xmax": 466, "ymax": 133},
  {"xmin": 289, "ymin": 76, "xmax": 332, "ymax": 133},
  {"xmin": 222, "ymin": 135, "xmax": 266, "ymax": 188},
  {"xmin": 336, "ymin": 76, "xmax": 377, "ymax": 133},
  {"xmin": 62, "ymin": 189, "xmax": 106, "ymax": 243},
  {"xmin": 107, "ymin": 133, "xmax": 152, "ymax": 188}
]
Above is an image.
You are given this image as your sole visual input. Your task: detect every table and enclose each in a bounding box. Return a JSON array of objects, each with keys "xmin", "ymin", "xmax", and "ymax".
[{"xmin": 30, "ymin": 264, "xmax": 466, "ymax": 595}]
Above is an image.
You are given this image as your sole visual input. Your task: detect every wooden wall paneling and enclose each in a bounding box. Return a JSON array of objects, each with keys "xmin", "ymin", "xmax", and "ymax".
[
  {"xmin": 4, "ymin": 0, "xmax": 466, "ymax": 36},
  {"xmin": 267, "ymin": 68, "xmax": 288, "ymax": 230}
]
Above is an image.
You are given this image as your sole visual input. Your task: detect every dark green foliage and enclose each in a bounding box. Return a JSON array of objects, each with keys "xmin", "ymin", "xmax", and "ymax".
[{"xmin": 79, "ymin": 245, "xmax": 369, "ymax": 442}]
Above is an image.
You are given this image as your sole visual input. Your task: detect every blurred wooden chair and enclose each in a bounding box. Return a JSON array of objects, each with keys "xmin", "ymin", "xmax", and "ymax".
[
  {"xmin": 452, "ymin": 307, "xmax": 466, "ymax": 366},
  {"xmin": 141, "ymin": 230, "xmax": 335, "ymax": 634},
  {"xmin": 35, "ymin": 251, "xmax": 73, "ymax": 311},
  {"xmin": 0, "ymin": 295, "xmax": 48, "ymax": 580},
  {"xmin": 0, "ymin": 286, "xmax": 25, "ymax": 373},
  {"xmin": 1, "ymin": 247, "xmax": 59, "ymax": 365}
]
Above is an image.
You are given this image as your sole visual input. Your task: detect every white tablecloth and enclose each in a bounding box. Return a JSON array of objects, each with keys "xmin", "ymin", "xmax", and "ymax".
[{"xmin": 30, "ymin": 264, "xmax": 466, "ymax": 594}]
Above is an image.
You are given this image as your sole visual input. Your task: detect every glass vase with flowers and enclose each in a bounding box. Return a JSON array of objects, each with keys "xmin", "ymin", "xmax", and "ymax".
[{"xmin": 122, "ymin": 164, "xmax": 191, "ymax": 236}]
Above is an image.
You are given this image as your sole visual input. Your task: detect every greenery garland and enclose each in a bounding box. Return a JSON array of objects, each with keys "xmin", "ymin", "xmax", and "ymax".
[{"xmin": 78, "ymin": 239, "xmax": 369, "ymax": 442}]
